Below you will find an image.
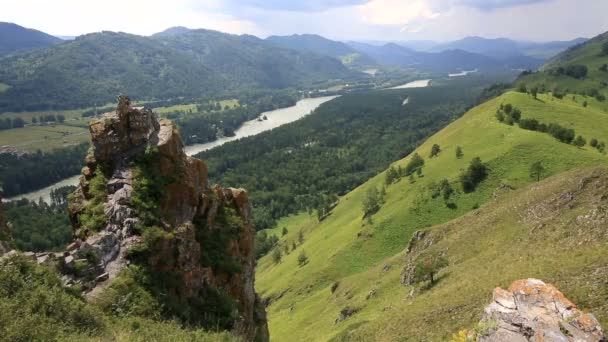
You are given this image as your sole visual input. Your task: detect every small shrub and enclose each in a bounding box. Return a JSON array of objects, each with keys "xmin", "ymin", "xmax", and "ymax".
[
  {"xmin": 460, "ymin": 157, "xmax": 488, "ymax": 193},
  {"xmin": 413, "ymin": 252, "xmax": 448, "ymax": 285},
  {"xmin": 573, "ymin": 135, "xmax": 586, "ymax": 147},
  {"xmin": 404, "ymin": 153, "xmax": 425, "ymax": 175},
  {"xmin": 385, "ymin": 165, "xmax": 400, "ymax": 185},
  {"xmin": 455, "ymin": 146, "xmax": 463, "ymax": 159},
  {"xmin": 95, "ymin": 266, "xmax": 160, "ymax": 318},
  {"xmin": 362, "ymin": 187, "xmax": 382, "ymax": 218},
  {"xmin": 517, "ymin": 83, "xmax": 527, "ymax": 93},
  {"xmin": 590, "ymin": 138, "xmax": 598, "ymax": 147},
  {"xmin": 518, "ymin": 118, "xmax": 540, "ymax": 131},
  {"xmin": 77, "ymin": 170, "xmax": 108, "ymax": 236},
  {"xmin": 272, "ymin": 248, "xmax": 282, "ymax": 264},
  {"xmin": 529, "ymin": 161, "xmax": 546, "ymax": 182},
  {"xmin": 298, "ymin": 250, "xmax": 308, "ymax": 266},
  {"xmin": 430, "ymin": 144, "xmax": 441, "ymax": 158}
]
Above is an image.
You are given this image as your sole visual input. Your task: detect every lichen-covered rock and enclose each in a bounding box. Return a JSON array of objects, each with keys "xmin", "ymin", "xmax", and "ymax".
[
  {"xmin": 478, "ymin": 278, "xmax": 605, "ymax": 341},
  {"xmin": 66, "ymin": 95, "xmax": 268, "ymax": 341}
]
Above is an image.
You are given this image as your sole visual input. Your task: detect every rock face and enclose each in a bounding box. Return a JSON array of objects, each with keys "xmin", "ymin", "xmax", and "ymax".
[
  {"xmin": 478, "ymin": 278, "xmax": 604, "ymax": 341},
  {"xmin": 67, "ymin": 96, "xmax": 268, "ymax": 341},
  {"xmin": 0, "ymin": 194, "xmax": 11, "ymax": 256}
]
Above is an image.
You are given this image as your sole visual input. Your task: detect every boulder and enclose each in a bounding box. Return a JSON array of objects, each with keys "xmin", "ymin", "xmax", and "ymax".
[{"xmin": 478, "ymin": 279, "xmax": 604, "ymax": 341}]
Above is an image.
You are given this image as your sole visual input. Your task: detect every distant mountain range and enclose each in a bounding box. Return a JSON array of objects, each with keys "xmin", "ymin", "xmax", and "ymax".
[
  {"xmin": 264, "ymin": 35, "xmax": 581, "ymax": 72},
  {"xmin": 0, "ymin": 23, "xmax": 590, "ymax": 112},
  {"xmin": 346, "ymin": 41, "xmax": 544, "ymax": 72},
  {"xmin": 0, "ymin": 26, "xmax": 353, "ymax": 111},
  {"xmin": 0, "ymin": 22, "xmax": 62, "ymax": 57},
  {"xmin": 428, "ymin": 36, "xmax": 588, "ymax": 59}
]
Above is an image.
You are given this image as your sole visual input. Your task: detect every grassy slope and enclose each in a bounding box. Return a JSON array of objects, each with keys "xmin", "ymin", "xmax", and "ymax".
[
  {"xmin": 519, "ymin": 32, "xmax": 608, "ymax": 99},
  {"xmin": 0, "ymin": 125, "xmax": 89, "ymax": 152},
  {"xmin": 256, "ymin": 91, "xmax": 608, "ymax": 341}
]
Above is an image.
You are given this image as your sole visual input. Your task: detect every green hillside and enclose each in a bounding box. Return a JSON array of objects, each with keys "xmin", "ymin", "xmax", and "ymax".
[
  {"xmin": 0, "ymin": 30, "xmax": 352, "ymax": 111},
  {"xmin": 0, "ymin": 255, "xmax": 238, "ymax": 342},
  {"xmin": 518, "ymin": 31, "xmax": 608, "ymax": 100},
  {"xmin": 255, "ymin": 89, "xmax": 608, "ymax": 340}
]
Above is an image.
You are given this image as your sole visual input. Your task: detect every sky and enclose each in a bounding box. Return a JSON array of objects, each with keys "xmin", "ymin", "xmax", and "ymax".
[{"xmin": 1, "ymin": 0, "xmax": 607, "ymax": 42}]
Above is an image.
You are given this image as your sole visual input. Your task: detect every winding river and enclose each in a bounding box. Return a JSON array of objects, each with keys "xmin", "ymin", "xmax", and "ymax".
[{"xmin": 7, "ymin": 96, "xmax": 338, "ymax": 203}]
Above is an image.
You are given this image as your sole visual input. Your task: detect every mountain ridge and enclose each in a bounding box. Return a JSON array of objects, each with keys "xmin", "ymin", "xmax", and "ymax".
[
  {"xmin": 0, "ymin": 22, "xmax": 63, "ymax": 57},
  {"xmin": 0, "ymin": 29, "xmax": 352, "ymax": 111}
]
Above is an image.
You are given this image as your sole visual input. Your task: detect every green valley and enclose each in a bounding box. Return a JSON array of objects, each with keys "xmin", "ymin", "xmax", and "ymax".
[
  {"xmin": 199, "ymin": 75, "xmax": 504, "ymax": 231},
  {"xmin": 1, "ymin": 5, "xmax": 608, "ymax": 342}
]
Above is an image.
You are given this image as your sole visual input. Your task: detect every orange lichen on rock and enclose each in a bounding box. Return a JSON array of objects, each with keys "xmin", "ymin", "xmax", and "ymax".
[{"xmin": 479, "ymin": 278, "xmax": 604, "ymax": 341}]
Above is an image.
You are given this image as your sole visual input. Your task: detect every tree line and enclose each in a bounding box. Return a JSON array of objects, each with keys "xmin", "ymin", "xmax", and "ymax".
[
  {"xmin": 4, "ymin": 185, "xmax": 75, "ymax": 251},
  {"xmin": 0, "ymin": 143, "xmax": 87, "ymax": 197},
  {"xmin": 496, "ymin": 103, "xmax": 605, "ymax": 150}
]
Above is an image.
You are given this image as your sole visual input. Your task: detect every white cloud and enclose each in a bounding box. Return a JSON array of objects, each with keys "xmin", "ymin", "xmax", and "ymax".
[
  {"xmin": 0, "ymin": 0, "xmax": 260, "ymax": 36},
  {"xmin": 0, "ymin": 0, "xmax": 605, "ymax": 41},
  {"xmin": 358, "ymin": 0, "xmax": 440, "ymax": 26}
]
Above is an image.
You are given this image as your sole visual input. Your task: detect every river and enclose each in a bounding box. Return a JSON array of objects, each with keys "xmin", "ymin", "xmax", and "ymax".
[
  {"xmin": 389, "ymin": 79, "xmax": 431, "ymax": 89},
  {"xmin": 184, "ymin": 95, "xmax": 338, "ymax": 156},
  {"xmin": 7, "ymin": 95, "xmax": 338, "ymax": 203},
  {"xmin": 448, "ymin": 69, "xmax": 478, "ymax": 77}
]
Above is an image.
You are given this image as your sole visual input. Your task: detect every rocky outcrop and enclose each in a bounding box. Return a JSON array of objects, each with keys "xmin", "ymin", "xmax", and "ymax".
[
  {"xmin": 0, "ymin": 194, "xmax": 11, "ymax": 256},
  {"xmin": 67, "ymin": 96, "xmax": 268, "ymax": 341},
  {"xmin": 477, "ymin": 279, "xmax": 604, "ymax": 341}
]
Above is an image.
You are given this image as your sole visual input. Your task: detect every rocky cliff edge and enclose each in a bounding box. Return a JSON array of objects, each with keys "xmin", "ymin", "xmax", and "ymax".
[{"xmin": 63, "ymin": 96, "xmax": 268, "ymax": 341}]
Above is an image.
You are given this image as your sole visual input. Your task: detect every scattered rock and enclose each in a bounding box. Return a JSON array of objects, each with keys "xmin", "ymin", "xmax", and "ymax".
[
  {"xmin": 64, "ymin": 255, "xmax": 74, "ymax": 268},
  {"xmin": 382, "ymin": 263, "xmax": 391, "ymax": 272},
  {"xmin": 96, "ymin": 272, "xmax": 109, "ymax": 282},
  {"xmin": 335, "ymin": 307, "xmax": 359, "ymax": 324},
  {"xmin": 478, "ymin": 278, "xmax": 605, "ymax": 341},
  {"xmin": 366, "ymin": 289, "xmax": 377, "ymax": 300}
]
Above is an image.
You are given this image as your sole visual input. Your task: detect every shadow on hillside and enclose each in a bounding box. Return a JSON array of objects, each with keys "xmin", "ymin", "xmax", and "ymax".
[{"xmin": 420, "ymin": 272, "xmax": 450, "ymax": 292}]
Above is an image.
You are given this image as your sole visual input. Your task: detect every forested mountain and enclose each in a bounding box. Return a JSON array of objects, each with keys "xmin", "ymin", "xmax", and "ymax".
[
  {"xmin": 266, "ymin": 34, "xmax": 354, "ymax": 57},
  {"xmin": 0, "ymin": 29, "xmax": 353, "ymax": 111},
  {"xmin": 266, "ymin": 34, "xmax": 376, "ymax": 67},
  {"xmin": 255, "ymin": 31, "xmax": 608, "ymax": 341},
  {"xmin": 151, "ymin": 26, "xmax": 192, "ymax": 37},
  {"xmin": 0, "ymin": 22, "xmax": 62, "ymax": 57}
]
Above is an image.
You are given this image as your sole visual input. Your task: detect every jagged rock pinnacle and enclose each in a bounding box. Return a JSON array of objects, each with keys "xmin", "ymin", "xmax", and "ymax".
[{"xmin": 64, "ymin": 96, "xmax": 268, "ymax": 341}]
